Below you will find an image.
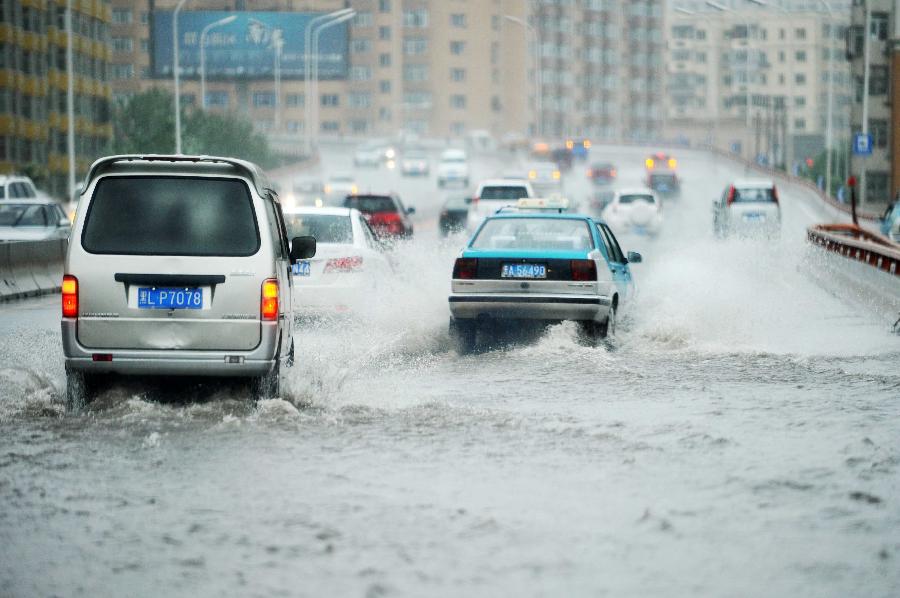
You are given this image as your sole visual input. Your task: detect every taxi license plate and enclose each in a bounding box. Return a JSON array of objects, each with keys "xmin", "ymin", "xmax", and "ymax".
[
  {"xmin": 138, "ymin": 287, "xmax": 202, "ymax": 309},
  {"xmin": 292, "ymin": 261, "xmax": 311, "ymax": 276},
  {"xmin": 501, "ymin": 264, "xmax": 546, "ymax": 279},
  {"xmin": 743, "ymin": 213, "xmax": 765, "ymax": 222}
]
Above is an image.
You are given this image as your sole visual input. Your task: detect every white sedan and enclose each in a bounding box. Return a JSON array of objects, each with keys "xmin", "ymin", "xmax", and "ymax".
[
  {"xmin": 282, "ymin": 207, "xmax": 392, "ymax": 318},
  {"xmin": 601, "ymin": 188, "xmax": 663, "ymax": 237}
]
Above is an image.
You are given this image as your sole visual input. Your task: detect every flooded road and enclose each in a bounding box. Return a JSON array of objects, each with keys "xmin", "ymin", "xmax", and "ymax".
[{"xmin": 1, "ymin": 146, "xmax": 898, "ymax": 597}]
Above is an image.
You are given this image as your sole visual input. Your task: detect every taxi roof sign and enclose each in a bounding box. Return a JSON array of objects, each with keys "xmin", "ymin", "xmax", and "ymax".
[{"xmin": 516, "ymin": 197, "xmax": 570, "ymax": 210}]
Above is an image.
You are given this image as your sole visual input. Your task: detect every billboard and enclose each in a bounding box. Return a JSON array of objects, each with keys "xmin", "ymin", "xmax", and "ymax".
[{"xmin": 152, "ymin": 11, "xmax": 349, "ymax": 80}]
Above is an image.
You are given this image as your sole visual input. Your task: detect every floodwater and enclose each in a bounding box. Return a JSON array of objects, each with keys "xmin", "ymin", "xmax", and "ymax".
[{"xmin": 1, "ymin": 146, "xmax": 898, "ymax": 597}]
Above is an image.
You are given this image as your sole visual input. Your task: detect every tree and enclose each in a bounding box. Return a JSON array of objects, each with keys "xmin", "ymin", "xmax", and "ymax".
[{"xmin": 112, "ymin": 89, "xmax": 282, "ymax": 168}]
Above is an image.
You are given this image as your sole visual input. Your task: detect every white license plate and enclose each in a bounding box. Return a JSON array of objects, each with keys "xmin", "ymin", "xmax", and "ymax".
[
  {"xmin": 743, "ymin": 213, "xmax": 765, "ymax": 222},
  {"xmin": 501, "ymin": 263, "xmax": 547, "ymax": 279},
  {"xmin": 292, "ymin": 261, "xmax": 311, "ymax": 276}
]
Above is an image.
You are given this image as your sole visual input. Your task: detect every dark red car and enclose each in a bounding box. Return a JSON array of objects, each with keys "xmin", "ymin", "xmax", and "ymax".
[{"xmin": 342, "ymin": 194, "xmax": 415, "ymax": 239}]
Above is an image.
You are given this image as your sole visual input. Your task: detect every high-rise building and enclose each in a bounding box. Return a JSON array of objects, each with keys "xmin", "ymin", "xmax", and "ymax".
[
  {"xmin": 106, "ymin": 1, "xmax": 666, "ymax": 145},
  {"xmin": 0, "ymin": 1, "xmax": 112, "ymax": 197},
  {"xmin": 665, "ymin": 6, "xmax": 851, "ymax": 170},
  {"xmin": 847, "ymin": 0, "xmax": 898, "ymax": 207}
]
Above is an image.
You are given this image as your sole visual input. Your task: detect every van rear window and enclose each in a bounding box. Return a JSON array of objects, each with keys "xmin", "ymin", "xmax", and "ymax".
[{"xmin": 82, "ymin": 176, "xmax": 260, "ymax": 256}]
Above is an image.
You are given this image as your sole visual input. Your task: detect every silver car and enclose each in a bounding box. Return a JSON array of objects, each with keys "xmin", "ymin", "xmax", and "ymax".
[
  {"xmin": 0, "ymin": 199, "xmax": 70, "ymax": 241},
  {"xmin": 61, "ymin": 155, "xmax": 316, "ymax": 410}
]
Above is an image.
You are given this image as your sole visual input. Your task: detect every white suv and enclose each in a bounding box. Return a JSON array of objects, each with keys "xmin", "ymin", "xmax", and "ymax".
[
  {"xmin": 467, "ymin": 179, "xmax": 535, "ymax": 231},
  {"xmin": 713, "ymin": 179, "xmax": 782, "ymax": 238},
  {"xmin": 62, "ymin": 155, "xmax": 316, "ymax": 410},
  {"xmin": 0, "ymin": 175, "xmax": 39, "ymax": 200}
]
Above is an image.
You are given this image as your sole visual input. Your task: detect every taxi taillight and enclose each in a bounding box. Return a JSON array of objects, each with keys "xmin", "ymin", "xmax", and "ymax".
[
  {"xmin": 726, "ymin": 185, "xmax": 737, "ymax": 205},
  {"xmin": 261, "ymin": 278, "xmax": 279, "ymax": 321},
  {"xmin": 62, "ymin": 275, "xmax": 78, "ymax": 318},
  {"xmin": 570, "ymin": 260, "xmax": 597, "ymax": 282},
  {"xmin": 453, "ymin": 258, "xmax": 478, "ymax": 279}
]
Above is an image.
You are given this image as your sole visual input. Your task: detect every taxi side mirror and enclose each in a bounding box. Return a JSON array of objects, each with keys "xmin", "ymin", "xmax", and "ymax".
[
  {"xmin": 290, "ymin": 236, "xmax": 316, "ymax": 261},
  {"xmin": 626, "ymin": 251, "xmax": 642, "ymax": 264}
]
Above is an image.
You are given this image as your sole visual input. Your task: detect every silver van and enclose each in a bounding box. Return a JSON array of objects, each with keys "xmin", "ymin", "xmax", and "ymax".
[{"xmin": 61, "ymin": 155, "xmax": 316, "ymax": 410}]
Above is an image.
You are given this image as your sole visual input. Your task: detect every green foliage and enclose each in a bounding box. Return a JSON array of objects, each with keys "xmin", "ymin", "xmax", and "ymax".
[
  {"xmin": 799, "ymin": 146, "xmax": 848, "ymax": 197},
  {"xmin": 112, "ymin": 89, "xmax": 282, "ymax": 168}
]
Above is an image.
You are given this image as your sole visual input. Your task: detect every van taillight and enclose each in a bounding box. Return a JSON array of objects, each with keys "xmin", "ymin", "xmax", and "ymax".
[
  {"xmin": 261, "ymin": 278, "xmax": 279, "ymax": 321},
  {"xmin": 726, "ymin": 185, "xmax": 736, "ymax": 205},
  {"xmin": 570, "ymin": 260, "xmax": 597, "ymax": 281},
  {"xmin": 453, "ymin": 258, "xmax": 478, "ymax": 279},
  {"xmin": 62, "ymin": 275, "xmax": 78, "ymax": 318}
]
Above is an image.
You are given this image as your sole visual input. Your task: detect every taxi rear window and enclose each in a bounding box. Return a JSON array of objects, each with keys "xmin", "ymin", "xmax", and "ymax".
[
  {"xmin": 471, "ymin": 218, "xmax": 594, "ymax": 251},
  {"xmin": 480, "ymin": 186, "xmax": 529, "ymax": 200},
  {"xmin": 82, "ymin": 176, "xmax": 260, "ymax": 256}
]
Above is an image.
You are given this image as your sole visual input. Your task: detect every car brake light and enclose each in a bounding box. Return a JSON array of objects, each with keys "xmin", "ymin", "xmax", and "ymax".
[
  {"xmin": 611, "ymin": 169, "xmax": 617, "ymax": 177},
  {"xmin": 584, "ymin": 140, "xmax": 592, "ymax": 149},
  {"xmin": 771, "ymin": 185, "xmax": 779, "ymax": 203},
  {"xmin": 552, "ymin": 170, "xmax": 561, "ymax": 180},
  {"xmin": 570, "ymin": 260, "xmax": 597, "ymax": 281},
  {"xmin": 324, "ymin": 256, "xmax": 363, "ymax": 273},
  {"xmin": 472, "ymin": 196, "xmax": 479, "ymax": 204},
  {"xmin": 726, "ymin": 185, "xmax": 736, "ymax": 205},
  {"xmin": 62, "ymin": 274, "xmax": 78, "ymax": 318},
  {"xmin": 261, "ymin": 278, "xmax": 278, "ymax": 321},
  {"xmin": 645, "ymin": 158, "xmax": 654, "ymax": 169},
  {"xmin": 668, "ymin": 158, "xmax": 677, "ymax": 169},
  {"xmin": 453, "ymin": 258, "xmax": 478, "ymax": 279}
]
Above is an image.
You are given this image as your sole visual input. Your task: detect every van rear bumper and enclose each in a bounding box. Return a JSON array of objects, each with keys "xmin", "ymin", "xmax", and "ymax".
[{"xmin": 61, "ymin": 320, "xmax": 280, "ymax": 376}]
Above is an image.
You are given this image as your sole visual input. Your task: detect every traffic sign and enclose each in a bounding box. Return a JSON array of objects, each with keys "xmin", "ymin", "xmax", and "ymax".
[{"xmin": 852, "ymin": 133, "xmax": 873, "ymax": 156}]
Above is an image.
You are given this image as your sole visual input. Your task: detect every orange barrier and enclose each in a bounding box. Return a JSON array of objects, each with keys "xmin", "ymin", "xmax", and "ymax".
[{"xmin": 807, "ymin": 224, "xmax": 900, "ymax": 277}]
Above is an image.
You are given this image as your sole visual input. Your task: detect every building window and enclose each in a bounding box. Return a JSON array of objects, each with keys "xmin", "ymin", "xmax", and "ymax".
[
  {"xmin": 111, "ymin": 64, "xmax": 134, "ymax": 79},
  {"xmin": 140, "ymin": 39, "xmax": 150, "ymax": 53},
  {"xmin": 379, "ymin": 26, "xmax": 391, "ymax": 40},
  {"xmin": 351, "ymin": 39, "xmax": 371, "ymax": 53},
  {"xmin": 351, "ymin": 120, "xmax": 369, "ymax": 134},
  {"xmin": 403, "ymin": 38, "xmax": 427, "ymax": 55},
  {"xmin": 379, "ymin": 53, "xmax": 391, "ymax": 67},
  {"xmin": 870, "ymin": 119, "xmax": 888, "ymax": 148},
  {"xmin": 378, "ymin": 0, "xmax": 391, "ymax": 13},
  {"xmin": 794, "ymin": 118, "xmax": 805, "ymax": 130},
  {"xmin": 112, "ymin": 8, "xmax": 132, "ymax": 25},
  {"xmin": 286, "ymin": 93, "xmax": 304, "ymax": 107},
  {"xmin": 450, "ymin": 41, "xmax": 465, "ymax": 55},
  {"xmin": 870, "ymin": 12, "xmax": 889, "ymax": 40},
  {"xmin": 450, "ymin": 122, "xmax": 465, "ymax": 136},
  {"xmin": 286, "ymin": 120, "xmax": 303, "ymax": 133},
  {"xmin": 794, "ymin": 28, "xmax": 806, "ymax": 40},
  {"xmin": 869, "ymin": 65, "xmax": 888, "ymax": 95},
  {"xmin": 349, "ymin": 66, "xmax": 372, "ymax": 81},
  {"xmin": 205, "ymin": 91, "xmax": 229, "ymax": 107},
  {"xmin": 112, "ymin": 37, "xmax": 133, "ymax": 52},
  {"xmin": 320, "ymin": 94, "xmax": 339, "ymax": 107},
  {"xmin": 794, "ymin": 73, "xmax": 806, "ymax": 85},
  {"xmin": 866, "ymin": 171, "xmax": 889, "ymax": 201},
  {"xmin": 794, "ymin": 96, "xmax": 805, "ymax": 107},
  {"xmin": 379, "ymin": 80, "xmax": 391, "ymax": 94},
  {"xmin": 252, "ymin": 92, "xmax": 275, "ymax": 107},
  {"xmin": 353, "ymin": 12, "xmax": 373, "ymax": 27},
  {"xmin": 348, "ymin": 92, "xmax": 371, "ymax": 108},
  {"xmin": 794, "ymin": 50, "xmax": 806, "ymax": 62},
  {"xmin": 403, "ymin": 9, "xmax": 428, "ymax": 28},
  {"xmin": 450, "ymin": 68, "xmax": 466, "ymax": 82},
  {"xmin": 450, "ymin": 14, "xmax": 466, "ymax": 28},
  {"xmin": 450, "ymin": 94, "xmax": 466, "ymax": 109},
  {"xmin": 321, "ymin": 121, "xmax": 339, "ymax": 132},
  {"xmin": 140, "ymin": 12, "xmax": 149, "ymax": 25},
  {"xmin": 403, "ymin": 65, "xmax": 428, "ymax": 82}
]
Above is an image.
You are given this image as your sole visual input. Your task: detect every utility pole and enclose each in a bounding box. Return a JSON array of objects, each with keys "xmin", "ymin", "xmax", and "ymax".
[
  {"xmin": 860, "ymin": 6, "xmax": 872, "ymax": 204},
  {"xmin": 65, "ymin": 0, "xmax": 75, "ymax": 201}
]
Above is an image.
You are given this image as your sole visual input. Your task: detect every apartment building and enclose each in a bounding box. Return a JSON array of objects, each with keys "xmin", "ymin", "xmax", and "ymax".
[
  {"xmin": 847, "ymin": 0, "xmax": 898, "ymax": 206},
  {"xmin": 0, "ymin": 0, "xmax": 112, "ymax": 197},
  {"xmin": 665, "ymin": 6, "xmax": 851, "ymax": 168},
  {"xmin": 108, "ymin": 0, "xmax": 528, "ymax": 141},
  {"xmin": 532, "ymin": 0, "xmax": 666, "ymax": 141}
]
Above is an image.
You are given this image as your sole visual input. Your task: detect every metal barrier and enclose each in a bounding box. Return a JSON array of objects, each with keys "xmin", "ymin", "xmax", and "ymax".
[
  {"xmin": 0, "ymin": 239, "xmax": 67, "ymax": 301},
  {"xmin": 807, "ymin": 224, "xmax": 900, "ymax": 277}
]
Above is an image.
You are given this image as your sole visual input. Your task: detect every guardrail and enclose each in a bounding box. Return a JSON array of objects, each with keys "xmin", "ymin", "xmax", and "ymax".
[
  {"xmin": 0, "ymin": 239, "xmax": 67, "ymax": 301},
  {"xmin": 807, "ymin": 224, "xmax": 900, "ymax": 277}
]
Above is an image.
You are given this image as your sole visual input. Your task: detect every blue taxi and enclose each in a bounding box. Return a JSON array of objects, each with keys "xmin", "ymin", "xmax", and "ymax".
[{"xmin": 448, "ymin": 209, "xmax": 641, "ymax": 353}]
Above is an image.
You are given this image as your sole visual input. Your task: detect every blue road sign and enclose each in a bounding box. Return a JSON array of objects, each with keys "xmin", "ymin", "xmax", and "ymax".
[{"xmin": 852, "ymin": 133, "xmax": 873, "ymax": 156}]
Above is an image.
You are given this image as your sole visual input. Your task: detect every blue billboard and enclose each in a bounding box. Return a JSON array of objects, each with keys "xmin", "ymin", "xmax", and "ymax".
[{"xmin": 152, "ymin": 11, "xmax": 348, "ymax": 80}]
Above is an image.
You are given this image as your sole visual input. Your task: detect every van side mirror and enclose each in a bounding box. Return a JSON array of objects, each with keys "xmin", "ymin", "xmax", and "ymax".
[
  {"xmin": 464, "ymin": 197, "xmax": 472, "ymax": 205},
  {"xmin": 626, "ymin": 251, "xmax": 642, "ymax": 264},
  {"xmin": 290, "ymin": 236, "xmax": 316, "ymax": 261},
  {"xmin": 406, "ymin": 206, "xmax": 416, "ymax": 215}
]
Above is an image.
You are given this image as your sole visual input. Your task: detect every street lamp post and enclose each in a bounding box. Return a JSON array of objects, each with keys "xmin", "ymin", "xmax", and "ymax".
[
  {"xmin": 674, "ymin": 7, "xmax": 719, "ymax": 148},
  {"xmin": 303, "ymin": 9, "xmax": 354, "ymax": 155},
  {"xmin": 65, "ymin": 0, "xmax": 75, "ymax": 200},
  {"xmin": 706, "ymin": 0, "xmax": 753, "ymax": 131},
  {"xmin": 200, "ymin": 15, "xmax": 237, "ymax": 110},
  {"xmin": 504, "ymin": 15, "xmax": 542, "ymax": 138},
  {"xmin": 819, "ymin": 0, "xmax": 836, "ymax": 198},
  {"xmin": 861, "ymin": 6, "xmax": 872, "ymax": 204},
  {"xmin": 311, "ymin": 11, "xmax": 356, "ymax": 150},
  {"xmin": 172, "ymin": 0, "xmax": 189, "ymax": 154}
]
